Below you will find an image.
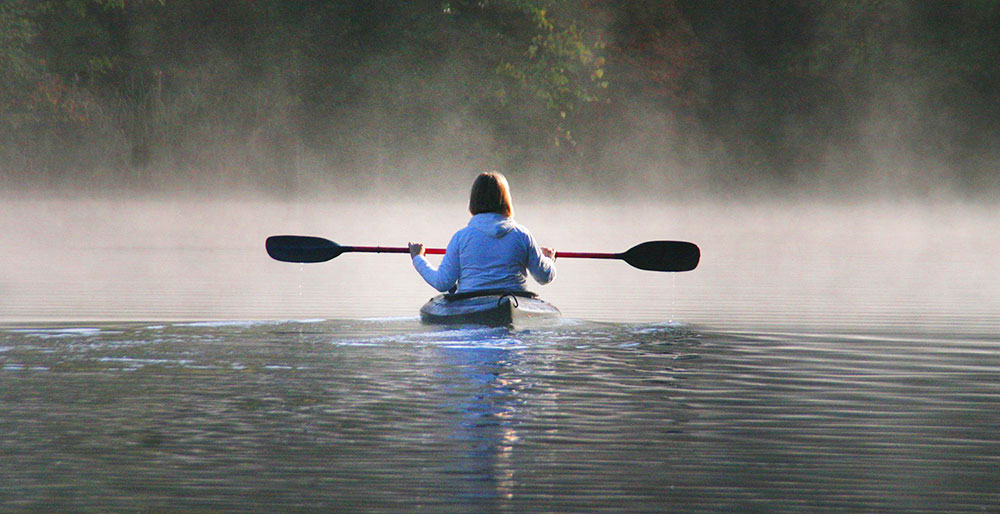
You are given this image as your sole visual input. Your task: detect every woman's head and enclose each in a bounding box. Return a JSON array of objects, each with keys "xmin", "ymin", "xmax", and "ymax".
[{"xmin": 468, "ymin": 172, "xmax": 514, "ymax": 217}]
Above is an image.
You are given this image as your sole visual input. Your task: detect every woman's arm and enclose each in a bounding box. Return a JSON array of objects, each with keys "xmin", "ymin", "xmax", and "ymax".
[
  {"xmin": 525, "ymin": 233, "xmax": 556, "ymax": 285},
  {"xmin": 411, "ymin": 234, "xmax": 461, "ymax": 292}
]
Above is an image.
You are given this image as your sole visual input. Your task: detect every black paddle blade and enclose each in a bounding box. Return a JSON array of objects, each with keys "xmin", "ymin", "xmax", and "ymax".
[
  {"xmin": 266, "ymin": 235, "xmax": 345, "ymax": 263},
  {"xmin": 621, "ymin": 241, "xmax": 700, "ymax": 272}
]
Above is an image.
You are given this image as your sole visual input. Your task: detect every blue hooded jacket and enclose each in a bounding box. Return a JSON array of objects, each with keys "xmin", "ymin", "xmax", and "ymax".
[{"xmin": 412, "ymin": 212, "xmax": 556, "ymax": 293}]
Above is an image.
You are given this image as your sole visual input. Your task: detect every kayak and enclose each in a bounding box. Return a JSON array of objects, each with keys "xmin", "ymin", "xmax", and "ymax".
[
  {"xmin": 420, "ymin": 291, "xmax": 561, "ymax": 327},
  {"xmin": 419, "ymin": 290, "xmax": 561, "ymax": 327}
]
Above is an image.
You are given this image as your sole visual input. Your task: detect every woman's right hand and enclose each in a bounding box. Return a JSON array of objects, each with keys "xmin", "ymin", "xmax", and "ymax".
[
  {"xmin": 408, "ymin": 242, "xmax": 425, "ymax": 258},
  {"xmin": 541, "ymin": 247, "xmax": 556, "ymax": 260}
]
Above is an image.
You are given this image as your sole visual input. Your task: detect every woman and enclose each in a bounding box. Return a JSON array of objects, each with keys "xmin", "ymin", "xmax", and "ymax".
[{"xmin": 409, "ymin": 172, "xmax": 556, "ymax": 293}]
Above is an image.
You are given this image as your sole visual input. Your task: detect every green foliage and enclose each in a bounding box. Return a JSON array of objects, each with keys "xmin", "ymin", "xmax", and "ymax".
[
  {"xmin": 501, "ymin": 31, "xmax": 604, "ymax": 144},
  {"xmin": 0, "ymin": 1, "xmax": 103, "ymax": 131},
  {"xmin": 438, "ymin": 0, "xmax": 609, "ymax": 149},
  {"xmin": 2, "ymin": 0, "xmax": 999, "ymax": 191},
  {"xmin": 0, "ymin": 1, "xmax": 42, "ymax": 129},
  {"xmin": 495, "ymin": 2, "xmax": 607, "ymax": 110},
  {"xmin": 65, "ymin": 0, "xmax": 164, "ymax": 16}
]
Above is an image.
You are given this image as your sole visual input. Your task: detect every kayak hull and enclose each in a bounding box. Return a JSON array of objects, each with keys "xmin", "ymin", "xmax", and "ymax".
[{"xmin": 419, "ymin": 292, "xmax": 561, "ymax": 327}]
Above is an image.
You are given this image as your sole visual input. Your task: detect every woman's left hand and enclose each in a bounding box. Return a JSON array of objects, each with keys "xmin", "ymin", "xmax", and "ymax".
[
  {"xmin": 408, "ymin": 242, "xmax": 425, "ymax": 258},
  {"xmin": 541, "ymin": 247, "xmax": 556, "ymax": 260}
]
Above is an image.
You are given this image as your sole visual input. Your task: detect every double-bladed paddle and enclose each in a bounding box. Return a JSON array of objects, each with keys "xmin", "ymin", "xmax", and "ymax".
[{"xmin": 266, "ymin": 235, "xmax": 699, "ymax": 272}]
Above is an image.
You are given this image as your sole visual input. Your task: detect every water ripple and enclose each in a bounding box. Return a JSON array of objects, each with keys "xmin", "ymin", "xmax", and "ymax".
[{"xmin": 1, "ymin": 321, "xmax": 997, "ymax": 511}]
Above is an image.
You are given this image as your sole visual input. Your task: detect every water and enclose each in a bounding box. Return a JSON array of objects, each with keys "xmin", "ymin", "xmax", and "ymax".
[{"xmin": 1, "ymin": 198, "xmax": 998, "ymax": 512}]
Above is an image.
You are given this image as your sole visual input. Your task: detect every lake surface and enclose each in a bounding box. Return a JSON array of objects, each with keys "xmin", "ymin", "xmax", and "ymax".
[{"xmin": 1, "ymin": 198, "xmax": 998, "ymax": 512}]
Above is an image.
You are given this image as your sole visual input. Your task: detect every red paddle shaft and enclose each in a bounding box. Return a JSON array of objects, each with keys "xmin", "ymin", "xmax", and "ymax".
[
  {"xmin": 349, "ymin": 246, "xmax": 609, "ymax": 259},
  {"xmin": 555, "ymin": 251, "xmax": 617, "ymax": 259},
  {"xmin": 348, "ymin": 246, "xmax": 446, "ymax": 255}
]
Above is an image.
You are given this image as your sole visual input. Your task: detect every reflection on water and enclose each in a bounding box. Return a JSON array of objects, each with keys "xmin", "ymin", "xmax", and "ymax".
[{"xmin": 1, "ymin": 320, "xmax": 998, "ymax": 511}]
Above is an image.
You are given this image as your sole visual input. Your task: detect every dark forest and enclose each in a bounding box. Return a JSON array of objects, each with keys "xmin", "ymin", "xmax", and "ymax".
[{"xmin": 2, "ymin": 0, "xmax": 998, "ymax": 196}]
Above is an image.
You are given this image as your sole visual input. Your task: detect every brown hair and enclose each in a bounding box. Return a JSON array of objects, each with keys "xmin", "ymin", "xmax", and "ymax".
[{"xmin": 468, "ymin": 172, "xmax": 514, "ymax": 217}]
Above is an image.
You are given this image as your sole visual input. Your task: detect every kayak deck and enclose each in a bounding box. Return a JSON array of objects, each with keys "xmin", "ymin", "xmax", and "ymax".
[{"xmin": 419, "ymin": 290, "xmax": 561, "ymax": 327}]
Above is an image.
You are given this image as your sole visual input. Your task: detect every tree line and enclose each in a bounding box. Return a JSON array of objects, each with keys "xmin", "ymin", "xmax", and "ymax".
[{"xmin": 2, "ymin": 0, "xmax": 998, "ymax": 195}]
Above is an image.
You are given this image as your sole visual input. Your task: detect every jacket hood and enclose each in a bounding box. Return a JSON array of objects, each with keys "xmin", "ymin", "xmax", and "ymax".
[{"xmin": 468, "ymin": 212, "xmax": 516, "ymax": 238}]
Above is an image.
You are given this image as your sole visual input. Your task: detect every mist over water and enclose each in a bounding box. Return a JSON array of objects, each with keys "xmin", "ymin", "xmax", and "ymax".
[{"xmin": 2, "ymin": 195, "xmax": 996, "ymax": 333}]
